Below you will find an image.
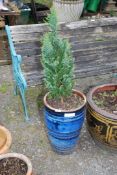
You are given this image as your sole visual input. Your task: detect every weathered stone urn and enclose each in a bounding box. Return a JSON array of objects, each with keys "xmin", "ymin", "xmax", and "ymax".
[{"xmin": 53, "ymin": 0, "xmax": 84, "ymax": 22}]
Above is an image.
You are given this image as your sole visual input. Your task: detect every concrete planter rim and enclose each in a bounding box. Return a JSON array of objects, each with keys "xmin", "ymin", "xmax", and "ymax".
[
  {"xmin": 54, "ymin": 0, "xmax": 83, "ymax": 4},
  {"xmin": 53, "ymin": 0, "xmax": 84, "ymax": 22},
  {"xmin": 44, "ymin": 89, "xmax": 86, "ymax": 113},
  {"xmin": 0, "ymin": 153, "xmax": 32, "ymax": 175},
  {"xmin": 0, "ymin": 125, "xmax": 12, "ymax": 154},
  {"xmin": 87, "ymin": 83, "xmax": 117, "ymax": 120}
]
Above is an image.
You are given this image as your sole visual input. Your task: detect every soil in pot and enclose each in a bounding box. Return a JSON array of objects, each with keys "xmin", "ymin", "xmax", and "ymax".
[
  {"xmin": 93, "ymin": 89, "xmax": 117, "ymax": 115},
  {"xmin": 0, "ymin": 157, "xmax": 28, "ymax": 175},
  {"xmin": 47, "ymin": 93, "xmax": 85, "ymax": 110}
]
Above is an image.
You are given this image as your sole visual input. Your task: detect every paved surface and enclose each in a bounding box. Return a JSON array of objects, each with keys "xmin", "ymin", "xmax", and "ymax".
[{"xmin": 0, "ymin": 65, "xmax": 117, "ymax": 175}]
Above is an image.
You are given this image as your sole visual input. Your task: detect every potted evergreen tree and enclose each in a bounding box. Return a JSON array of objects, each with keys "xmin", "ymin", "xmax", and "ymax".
[
  {"xmin": 53, "ymin": 0, "xmax": 84, "ymax": 22},
  {"xmin": 41, "ymin": 9, "xmax": 86, "ymax": 154}
]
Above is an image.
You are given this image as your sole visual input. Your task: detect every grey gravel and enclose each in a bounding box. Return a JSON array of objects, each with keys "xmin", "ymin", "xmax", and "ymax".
[{"xmin": 0, "ymin": 65, "xmax": 117, "ymax": 175}]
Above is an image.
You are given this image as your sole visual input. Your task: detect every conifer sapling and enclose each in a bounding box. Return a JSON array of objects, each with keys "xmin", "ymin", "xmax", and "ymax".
[{"xmin": 41, "ymin": 9, "xmax": 74, "ymax": 103}]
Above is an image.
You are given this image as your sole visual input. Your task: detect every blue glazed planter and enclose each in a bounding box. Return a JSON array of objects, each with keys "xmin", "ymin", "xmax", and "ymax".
[{"xmin": 44, "ymin": 89, "xmax": 86, "ymax": 154}]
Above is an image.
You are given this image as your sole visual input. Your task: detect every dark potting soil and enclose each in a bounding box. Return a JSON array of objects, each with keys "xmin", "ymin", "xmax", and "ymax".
[
  {"xmin": 93, "ymin": 90, "xmax": 117, "ymax": 115},
  {"xmin": 0, "ymin": 157, "xmax": 28, "ymax": 175},
  {"xmin": 47, "ymin": 94, "xmax": 85, "ymax": 111}
]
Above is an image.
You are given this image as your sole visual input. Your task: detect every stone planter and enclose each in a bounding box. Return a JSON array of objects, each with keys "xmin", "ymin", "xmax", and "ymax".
[
  {"xmin": 0, "ymin": 153, "xmax": 33, "ymax": 175},
  {"xmin": 0, "ymin": 125, "xmax": 12, "ymax": 154},
  {"xmin": 87, "ymin": 84, "xmax": 117, "ymax": 151},
  {"xmin": 53, "ymin": 0, "xmax": 84, "ymax": 22}
]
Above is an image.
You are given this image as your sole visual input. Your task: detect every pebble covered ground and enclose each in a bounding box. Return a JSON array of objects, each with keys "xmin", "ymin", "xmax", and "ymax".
[{"xmin": 0, "ymin": 65, "xmax": 117, "ymax": 175}]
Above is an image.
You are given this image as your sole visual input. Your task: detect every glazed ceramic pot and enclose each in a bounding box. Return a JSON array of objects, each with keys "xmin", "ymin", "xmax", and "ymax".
[
  {"xmin": 0, "ymin": 125, "xmax": 12, "ymax": 154},
  {"xmin": 0, "ymin": 153, "xmax": 33, "ymax": 175},
  {"xmin": 87, "ymin": 84, "xmax": 117, "ymax": 151},
  {"xmin": 53, "ymin": 0, "xmax": 84, "ymax": 22},
  {"xmin": 44, "ymin": 89, "xmax": 86, "ymax": 154}
]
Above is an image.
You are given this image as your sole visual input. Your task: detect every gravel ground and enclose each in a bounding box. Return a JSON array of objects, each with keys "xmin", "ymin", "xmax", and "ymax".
[{"xmin": 0, "ymin": 65, "xmax": 117, "ymax": 175}]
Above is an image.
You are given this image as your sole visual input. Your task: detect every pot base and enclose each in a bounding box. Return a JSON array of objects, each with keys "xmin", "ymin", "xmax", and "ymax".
[
  {"xmin": 51, "ymin": 144, "xmax": 76, "ymax": 155},
  {"xmin": 88, "ymin": 127, "xmax": 117, "ymax": 153},
  {"xmin": 48, "ymin": 134, "xmax": 79, "ymax": 155}
]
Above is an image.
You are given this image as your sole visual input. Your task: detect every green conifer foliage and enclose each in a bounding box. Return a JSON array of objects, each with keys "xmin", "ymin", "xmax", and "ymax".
[{"xmin": 41, "ymin": 9, "xmax": 74, "ymax": 99}]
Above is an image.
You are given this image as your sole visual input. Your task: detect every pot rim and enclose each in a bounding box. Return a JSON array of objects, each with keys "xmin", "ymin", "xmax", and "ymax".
[
  {"xmin": 54, "ymin": 0, "xmax": 84, "ymax": 4},
  {"xmin": 0, "ymin": 125, "xmax": 12, "ymax": 154},
  {"xmin": 87, "ymin": 83, "xmax": 117, "ymax": 120},
  {"xmin": 0, "ymin": 153, "xmax": 32, "ymax": 175},
  {"xmin": 44, "ymin": 89, "xmax": 86, "ymax": 113}
]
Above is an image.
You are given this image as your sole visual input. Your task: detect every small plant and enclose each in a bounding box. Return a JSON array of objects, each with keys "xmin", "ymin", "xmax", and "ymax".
[
  {"xmin": 0, "ymin": 83, "xmax": 11, "ymax": 94},
  {"xmin": 109, "ymin": 9, "xmax": 115, "ymax": 17},
  {"xmin": 41, "ymin": 9, "xmax": 74, "ymax": 102}
]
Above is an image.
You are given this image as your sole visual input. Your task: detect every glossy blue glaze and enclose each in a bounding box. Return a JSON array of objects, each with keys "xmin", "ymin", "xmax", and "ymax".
[{"xmin": 44, "ymin": 106, "xmax": 86, "ymax": 154}]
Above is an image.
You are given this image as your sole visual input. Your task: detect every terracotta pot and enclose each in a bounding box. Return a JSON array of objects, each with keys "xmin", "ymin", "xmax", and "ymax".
[
  {"xmin": 44, "ymin": 89, "xmax": 86, "ymax": 154},
  {"xmin": 53, "ymin": 0, "xmax": 84, "ymax": 22},
  {"xmin": 0, "ymin": 153, "xmax": 33, "ymax": 175},
  {"xmin": 87, "ymin": 84, "xmax": 117, "ymax": 151},
  {"xmin": 0, "ymin": 125, "xmax": 12, "ymax": 154}
]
